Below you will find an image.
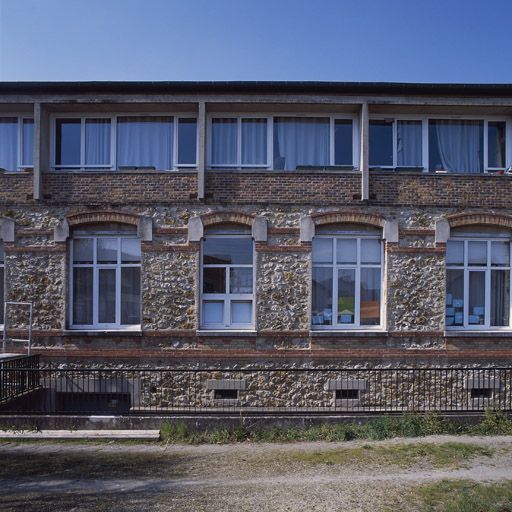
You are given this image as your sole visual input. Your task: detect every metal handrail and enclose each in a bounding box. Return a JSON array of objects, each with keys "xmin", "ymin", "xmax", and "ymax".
[{"xmin": 2, "ymin": 302, "xmax": 33, "ymax": 355}]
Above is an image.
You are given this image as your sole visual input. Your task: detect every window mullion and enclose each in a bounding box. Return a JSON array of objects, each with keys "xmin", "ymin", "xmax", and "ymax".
[
  {"xmin": 329, "ymin": 117, "xmax": 334, "ymax": 165},
  {"xmin": 483, "ymin": 120, "xmax": 489, "ymax": 172},
  {"xmin": 392, "ymin": 120, "xmax": 397, "ymax": 168},
  {"xmin": 463, "ymin": 240, "xmax": 469, "ymax": 328},
  {"xmin": 355, "ymin": 238, "xmax": 361, "ymax": 326},
  {"xmin": 80, "ymin": 118, "xmax": 86, "ymax": 168},
  {"xmin": 116, "ymin": 238, "xmax": 121, "ymax": 326},
  {"xmin": 93, "ymin": 238, "xmax": 98, "ymax": 327},
  {"xmin": 111, "ymin": 116, "xmax": 117, "ymax": 170},
  {"xmin": 225, "ymin": 263, "xmax": 230, "ymax": 326},
  {"xmin": 237, "ymin": 118, "xmax": 242, "ymax": 167}
]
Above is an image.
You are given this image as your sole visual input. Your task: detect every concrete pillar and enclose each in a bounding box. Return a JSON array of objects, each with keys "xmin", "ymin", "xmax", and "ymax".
[
  {"xmin": 299, "ymin": 216, "xmax": 315, "ymax": 242},
  {"xmin": 197, "ymin": 101, "xmax": 206, "ymax": 200},
  {"xmin": 360, "ymin": 102, "xmax": 369, "ymax": 201}
]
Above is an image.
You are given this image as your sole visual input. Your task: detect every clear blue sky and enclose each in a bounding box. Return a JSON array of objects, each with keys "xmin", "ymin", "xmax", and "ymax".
[{"xmin": 0, "ymin": 0, "xmax": 510, "ymax": 83}]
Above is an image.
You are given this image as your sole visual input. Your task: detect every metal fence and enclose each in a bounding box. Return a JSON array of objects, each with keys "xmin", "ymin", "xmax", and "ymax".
[{"xmin": 0, "ymin": 365, "xmax": 511, "ymax": 415}]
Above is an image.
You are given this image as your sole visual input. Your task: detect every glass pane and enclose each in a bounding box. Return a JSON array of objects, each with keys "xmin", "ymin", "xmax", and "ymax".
[
  {"xmin": 360, "ymin": 268, "xmax": 381, "ymax": 325},
  {"xmin": 85, "ymin": 119, "xmax": 111, "ymax": 166},
  {"xmin": 491, "ymin": 270, "xmax": 510, "ymax": 326},
  {"xmin": 73, "ymin": 239, "xmax": 94, "ymax": 264},
  {"xmin": 312, "ymin": 267, "xmax": 333, "ymax": 326},
  {"xmin": 488, "ymin": 121, "xmax": 506, "ymax": 168},
  {"xmin": 446, "ymin": 269, "xmax": 464, "ymax": 326},
  {"xmin": 121, "ymin": 239, "xmax": 141, "ymax": 263},
  {"xmin": 468, "ymin": 241, "xmax": 487, "ymax": 266},
  {"xmin": 56, "ymin": 119, "xmax": 81, "ymax": 166},
  {"xmin": 97, "ymin": 238, "xmax": 118, "ymax": 264},
  {"xmin": 312, "ymin": 238, "xmax": 333, "ymax": 264},
  {"xmin": 203, "ymin": 301, "xmax": 224, "ymax": 324},
  {"xmin": 361, "ymin": 239, "xmax": 381, "ymax": 264},
  {"xmin": 117, "ymin": 116, "xmax": 173, "ymax": 170},
  {"xmin": 491, "ymin": 241, "xmax": 509, "ymax": 267},
  {"xmin": 203, "ymin": 238, "xmax": 252, "ymax": 265},
  {"xmin": 99, "ymin": 269, "xmax": 116, "ymax": 324},
  {"xmin": 0, "ymin": 268, "xmax": 4, "ymax": 321},
  {"xmin": 369, "ymin": 120, "xmax": 393, "ymax": 167},
  {"xmin": 178, "ymin": 118, "xmax": 197, "ymax": 165},
  {"xmin": 241, "ymin": 119, "xmax": 267, "ymax": 165},
  {"xmin": 469, "ymin": 271, "xmax": 485, "ymax": 325},
  {"xmin": 211, "ymin": 119, "xmax": 237, "ymax": 165},
  {"xmin": 22, "ymin": 119, "xmax": 34, "ymax": 166},
  {"xmin": 0, "ymin": 118, "xmax": 17, "ymax": 171},
  {"xmin": 428, "ymin": 120, "xmax": 483, "ymax": 173},
  {"xmin": 121, "ymin": 267, "xmax": 140, "ymax": 324},
  {"xmin": 336, "ymin": 239, "xmax": 356, "ymax": 264},
  {"xmin": 231, "ymin": 301, "xmax": 252, "ymax": 324},
  {"xmin": 0, "ymin": 244, "xmax": 3, "ymax": 262},
  {"xmin": 446, "ymin": 241, "xmax": 464, "ymax": 265},
  {"xmin": 203, "ymin": 268, "xmax": 226, "ymax": 293},
  {"xmin": 337, "ymin": 268, "xmax": 355, "ymax": 324},
  {"xmin": 397, "ymin": 120, "xmax": 422, "ymax": 167},
  {"xmin": 73, "ymin": 268, "xmax": 93, "ymax": 325},
  {"xmin": 334, "ymin": 119, "xmax": 353, "ymax": 166},
  {"xmin": 230, "ymin": 267, "xmax": 253, "ymax": 293},
  {"xmin": 273, "ymin": 117, "xmax": 329, "ymax": 170}
]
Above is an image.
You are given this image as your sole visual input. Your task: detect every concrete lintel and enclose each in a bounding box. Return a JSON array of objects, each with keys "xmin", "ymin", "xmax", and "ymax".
[
  {"xmin": 0, "ymin": 218, "xmax": 15, "ymax": 242},
  {"xmin": 328, "ymin": 379, "xmax": 368, "ymax": 391},
  {"xmin": 188, "ymin": 216, "xmax": 204, "ymax": 242},
  {"xmin": 206, "ymin": 379, "xmax": 246, "ymax": 391},
  {"xmin": 137, "ymin": 216, "xmax": 153, "ymax": 242},
  {"xmin": 300, "ymin": 216, "xmax": 315, "ymax": 242},
  {"xmin": 53, "ymin": 219, "xmax": 70, "ymax": 242},
  {"xmin": 252, "ymin": 217, "xmax": 268, "ymax": 242},
  {"xmin": 435, "ymin": 219, "xmax": 450, "ymax": 244},
  {"xmin": 383, "ymin": 220, "xmax": 399, "ymax": 243}
]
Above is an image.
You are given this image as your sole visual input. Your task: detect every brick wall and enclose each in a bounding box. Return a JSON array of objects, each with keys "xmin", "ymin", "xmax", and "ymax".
[{"xmin": 0, "ymin": 173, "xmax": 34, "ymax": 205}]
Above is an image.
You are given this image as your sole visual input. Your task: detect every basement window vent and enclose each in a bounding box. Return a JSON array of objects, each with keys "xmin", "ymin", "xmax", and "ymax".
[
  {"xmin": 470, "ymin": 388, "xmax": 493, "ymax": 399},
  {"xmin": 214, "ymin": 389, "xmax": 238, "ymax": 400},
  {"xmin": 336, "ymin": 389, "xmax": 360, "ymax": 400}
]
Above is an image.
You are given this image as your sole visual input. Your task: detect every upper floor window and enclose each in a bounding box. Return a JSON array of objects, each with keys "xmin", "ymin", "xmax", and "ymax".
[
  {"xmin": 0, "ymin": 243, "xmax": 4, "ymax": 327},
  {"xmin": 312, "ymin": 226, "xmax": 383, "ymax": 330},
  {"xmin": 446, "ymin": 230, "xmax": 511, "ymax": 330},
  {"xmin": 53, "ymin": 115, "xmax": 197, "ymax": 170},
  {"xmin": 208, "ymin": 115, "xmax": 356, "ymax": 170},
  {"xmin": 0, "ymin": 116, "xmax": 34, "ymax": 172},
  {"xmin": 201, "ymin": 225, "xmax": 254, "ymax": 330}
]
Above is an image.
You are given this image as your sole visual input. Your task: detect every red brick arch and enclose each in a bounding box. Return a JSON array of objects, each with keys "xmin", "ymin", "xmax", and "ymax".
[
  {"xmin": 200, "ymin": 211, "xmax": 255, "ymax": 228},
  {"xmin": 312, "ymin": 211, "xmax": 385, "ymax": 229},
  {"xmin": 66, "ymin": 210, "xmax": 140, "ymax": 228},
  {"xmin": 447, "ymin": 212, "xmax": 512, "ymax": 231}
]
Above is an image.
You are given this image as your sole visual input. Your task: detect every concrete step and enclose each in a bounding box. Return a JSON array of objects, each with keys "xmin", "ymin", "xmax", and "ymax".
[{"xmin": 0, "ymin": 429, "xmax": 161, "ymax": 440}]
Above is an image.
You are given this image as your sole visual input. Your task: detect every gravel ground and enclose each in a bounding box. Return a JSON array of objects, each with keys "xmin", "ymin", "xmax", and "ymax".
[{"xmin": 0, "ymin": 435, "xmax": 511, "ymax": 511}]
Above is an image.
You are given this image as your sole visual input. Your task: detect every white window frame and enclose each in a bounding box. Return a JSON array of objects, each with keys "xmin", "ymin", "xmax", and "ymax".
[
  {"xmin": 312, "ymin": 235, "xmax": 383, "ymax": 330},
  {"xmin": 207, "ymin": 113, "xmax": 359, "ymax": 170},
  {"xmin": 50, "ymin": 113, "xmax": 198, "ymax": 171},
  {"xmin": 0, "ymin": 115, "xmax": 34, "ymax": 171},
  {"xmin": 70, "ymin": 234, "xmax": 141, "ymax": 330},
  {"xmin": 369, "ymin": 114, "xmax": 511, "ymax": 172},
  {"xmin": 446, "ymin": 237, "xmax": 512, "ymax": 331},
  {"xmin": 200, "ymin": 234, "xmax": 255, "ymax": 330}
]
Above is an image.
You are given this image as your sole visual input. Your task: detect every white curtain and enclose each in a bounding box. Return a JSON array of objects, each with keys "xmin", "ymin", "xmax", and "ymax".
[
  {"xmin": 211, "ymin": 119, "xmax": 237, "ymax": 165},
  {"xmin": 117, "ymin": 116, "xmax": 173, "ymax": 170},
  {"xmin": 397, "ymin": 120, "xmax": 422, "ymax": 166},
  {"xmin": 85, "ymin": 119, "xmax": 111, "ymax": 166},
  {"xmin": 433, "ymin": 120, "xmax": 483, "ymax": 173},
  {"xmin": 0, "ymin": 118, "xmax": 18, "ymax": 171},
  {"xmin": 241, "ymin": 119, "xmax": 267, "ymax": 165},
  {"xmin": 273, "ymin": 117, "xmax": 330, "ymax": 170}
]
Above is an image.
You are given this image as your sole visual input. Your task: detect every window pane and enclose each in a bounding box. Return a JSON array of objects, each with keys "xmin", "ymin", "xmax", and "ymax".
[
  {"xmin": 203, "ymin": 268, "xmax": 226, "ymax": 293},
  {"xmin": 360, "ymin": 268, "xmax": 381, "ymax": 325},
  {"xmin": 468, "ymin": 241, "xmax": 487, "ymax": 266},
  {"xmin": 0, "ymin": 268, "xmax": 4, "ymax": 322},
  {"xmin": 369, "ymin": 120, "xmax": 393, "ymax": 167},
  {"xmin": 0, "ymin": 118, "xmax": 18, "ymax": 171},
  {"xmin": 429, "ymin": 120, "xmax": 483, "ymax": 173},
  {"xmin": 446, "ymin": 269, "xmax": 464, "ymax": 326},
  {"xmin": 99, "ymin": 269, "xmax": 116, "ymax": 324},
  {"xmin": 361, "ymin": 239, "xmax": 381, "ymax": 264},
  {"xmin": 491, "ymin": 270, "xmax": 510, "ymax": 326},
  {"xmin": 312, "ymin": 238, "xmax": 333, "ymax": 264},
  {"xmin": 203, "ymin": 301, "xmax": 224, "ymax": 324},
  {"xmin": 56, "ymin": 119, "xmax": 81, "ymax": 166},
  {"xmin": 73, "ymin": 268, "xmax": 93, "ymax": 325},
  {"xmin": 178, "ymin": 118, "xmax": 197, "ymax": 165},
  {"xmin": 211, "ymin": 119, "xmax": 237, "ymax": 165},
  {"xmin": 85, "ymin": 119, "xmax": 111, "ymax": 166},
  {"xmin": 121, "ymin": 267, "xmax": 140, "ymax": 324},
  {"xmin": 337, "ymin": 268, "xmax": 355, "ymax": 324},
  {"xmin": 231, "ymin": 301, "xmax": 252, "ymax": 324},
  {"xmin": 273, "ymin": 117, "xmax": 329, "ymax": 170},
  {"xmin": 397, "ymin": 120, "xmax": 422, "ymax": 167},
  {"xmin": 121, "ymin": 239, "xmax": 141, "ymax": 263},
  {"xmin": 22, "ymin": 119, "xmax": 34, "ymax": 166},
  {"xmin": 230, "ymin": 267, "xmax": 253, "ymax": 293},
  {"xmin": 446, "ymin": 241, "xmax": 464, "ymax": 265},
  {"xmin": 334, "ymin": 119, "xmax": 353, "ymax": 166},
  {"xmin": 488, "ymin": 121, "xmax": 506, "ymax": 168},
  {"xmin": 491, "ymin": 242, "xmax": 509, "ymax": 267},
  {"xmin": 241, "ymin": 119, "xmax": 267, "ymax": 165},
  {"xmin": 117, "ymin": 116, "xmax": 173, "ymax": 170},
  {"xmin": 203, "ymin": 238, "xmax": 252, "ymax": 265},
  {"xmin": 469, "ymin": 271, "xmax": 485, "ymax": 325},
  {"xmin": 0, "ymin": 244, "xmax": 3, "ymax": 262},
  {"xmin": 97, "ymin": 238, "xmax": 118, "ymax": 264},
  {"xmin": 336, "ymin": 239, "xmax": 357, "ymax": 264},
  {"xmin": 73, "ymin": 239, "xmax": 94, "ymax": 264},
  {"xmin": 312, "ymin": 267, "xmax": 333, "ymax": 325}
]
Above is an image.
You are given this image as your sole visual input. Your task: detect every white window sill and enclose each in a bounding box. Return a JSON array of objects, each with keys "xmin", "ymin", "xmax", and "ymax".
[
  {"xmin": 310, "ymin": 330, "xmax": 387, "ymax": 337},
  {"xmin": 196, "ymin": 330, "xmax": 257, "ymax": 337},
  {"xmin": 64, "ymin": 328, "xmax": 142, "ymax": 337}
]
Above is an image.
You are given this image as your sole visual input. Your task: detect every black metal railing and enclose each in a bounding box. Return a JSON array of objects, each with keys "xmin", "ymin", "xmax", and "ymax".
[
  {"xmin": 0, "ymin": 355, "xmax": 40, "ymax": 404},
  {"xmin": 0, "ymin": 366, "xmax": 511, "ymax": 415}
]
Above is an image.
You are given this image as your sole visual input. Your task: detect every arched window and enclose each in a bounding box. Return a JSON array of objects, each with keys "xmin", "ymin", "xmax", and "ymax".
[
  {"xmin": 312, "ymin": 224, "xmax": 383, "ymax": 329},
  {"xmin": 446, "ymin": 226, "xmax": 511, "ymax": 329},
  {"xmin": 70, "ymin": 223, "xmax": 141, "ymax": 329},
  {"xmin": 201, "ymin": 223, "xmax": 254, "ymax": 330}
]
